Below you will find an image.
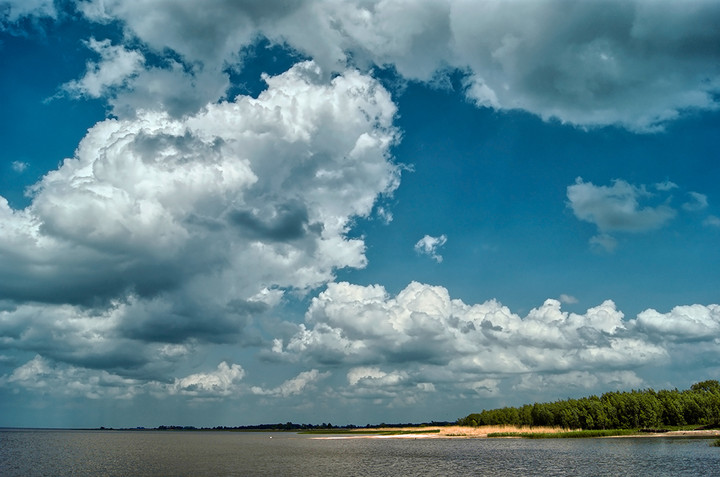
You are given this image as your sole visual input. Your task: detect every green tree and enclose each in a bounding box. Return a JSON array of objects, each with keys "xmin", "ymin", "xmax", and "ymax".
[{"xmin": 691, "ymin": 380, "xmax": 720, "ymax": 393}]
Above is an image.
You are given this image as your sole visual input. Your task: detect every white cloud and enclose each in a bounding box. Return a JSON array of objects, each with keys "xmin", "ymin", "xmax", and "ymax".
[
  {"xmin": 1, "ymin": 61, "xmax": 397, "ymax": 302},
  {"xmin": 589, "ymin": 233, "xmax": 618, "ymax": 253},
  {"xmin": 251, "ymin": 369, "xmax": 327, "ymax": 398},
  {"xmin": 568, "ymin": 178, "xmax": 676, "ymax": 233},
  {"xmin": 2, "ymin": 355, "xmax": 245, "ymax": 400},
  {"xmin": 339, "ymin": 365, "xmax": 435, "ymax": 407},
  {"xmin": 633, "ymin": 304, "xmax": 720, "ymax": 342},
  {"xmin": 7, "ymin": 355, "xmax": 52, "ymax": 385},
  {"xmin": 260, "ymin": 283, "xmax": 720, "ymax": 403},
  {"xmin": 655, "ymin": 180, "xmax": 679, "ymax": 192},
  {"xmin": 347, "ymin": 366, "xmax": 405, "ymax": 387},
  {"xmin": 273, "ymin": 282, "xmax": 667, "ymax": 380},
  {"xmin": 514, "ymin": 370, "xmax": 645, "ymax": 393},
  {"xmin": 559, "ymin": 294, "xmax": 578, "ymax": 305},
  {"xmin": 171, "ymin": 361, "xmax": 245, "ymax": 398},
  {"xmin": 568, "ymin": 177, "xmax": 680, "ymax": 250},
  {"xmin": 62, "ymin": 38, "xmax": 146, "ymax": 99},
  {"xmin": 77, "ymin": 0, "xmax": 720, "ymax": 130},
  {"xmin": 463, "ymin": 379, "xmax": 500, "ymax": 397},
  {"xmin": 0, "ymin": 0, "xmax": 56, "ymax": 24},
  {"xmin": 376, "ymin": 206, "xmax": 393, "ymax": 224},
  {"xmin": 705, "ymin": 215, "xmax": 720, "ymax": 228},
  {"xmin": 112, "ymin": 60, "xmax": 231, "ymax": 118},
  {"xmin": 683, "ymin": 192, "xmax": 709, "ymax": 212},
  {"xmin": 0, "ymin": 62, "xmax": 400, "ymax": 383},
  {"xmin": 258, "ymin": 282, "xmax": 720, "ymax": 404},
  {"xmin": 3, "ymin": 355, "xmax": 144, "ymax": 400},
  {"xmin": 568, "ymin": 178, "xmax": 716, "ymax": 250},
  {"xmin": 11, "ymin": 161, "xmax": 27, "ymax": 173},
  {"xmin": 414, "ymin": 234, "xmax": 447, "ymax": 262},
  {"xmin": 4, "ymin": 0, "xmax": 720, "ymax": 416}
]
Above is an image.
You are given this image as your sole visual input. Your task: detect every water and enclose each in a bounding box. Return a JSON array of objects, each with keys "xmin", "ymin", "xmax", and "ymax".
[{"xmin": 2, "ymin": 429, "xmax": 720, "ymax": 476}]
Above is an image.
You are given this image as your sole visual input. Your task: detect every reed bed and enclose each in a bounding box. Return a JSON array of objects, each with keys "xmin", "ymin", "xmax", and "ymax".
[{"xmin": 371, "ymin": 425, "xmax": 570, "ymax": 438}]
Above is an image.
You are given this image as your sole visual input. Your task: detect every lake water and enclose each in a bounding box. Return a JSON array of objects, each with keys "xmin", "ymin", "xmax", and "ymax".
[{"xmin": 2, "ymin": 429, "xmax": 720, "ymax": 476}]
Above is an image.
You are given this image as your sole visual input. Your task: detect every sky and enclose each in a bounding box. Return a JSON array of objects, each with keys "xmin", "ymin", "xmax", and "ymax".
[{"xmin": 0, "ymin": 0, "xmax": 719, "ymax": 429}]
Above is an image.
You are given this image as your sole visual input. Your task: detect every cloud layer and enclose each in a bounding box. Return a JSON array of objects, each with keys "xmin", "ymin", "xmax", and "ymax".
[
  {"xmin": 5, "ymin": 281, "xmax": 718, "ymax": 407},
  {"xmin": 259, "ymin": 281, "xmax": 717, "ymax": 404},
  {"xmin": 72, "ymin": 0, "xmax": 720, "ymax": 130},
  {"xmin": 275, "ymin": 282, "xmax": 665, "ymax": 371}
]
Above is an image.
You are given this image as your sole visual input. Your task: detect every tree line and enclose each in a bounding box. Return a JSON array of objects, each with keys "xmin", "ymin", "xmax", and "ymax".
[
  {"xmin": 147, "ymin": 420, "xmax": 454, "ymax": 431},
  {"xmin": 457, "ymin": 380, "xmax": 720, "ymax": 430}
]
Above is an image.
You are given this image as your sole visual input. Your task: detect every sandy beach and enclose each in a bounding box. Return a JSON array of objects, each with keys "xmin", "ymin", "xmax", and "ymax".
[
  {"xmin": 312, "ymin": 425, "xmax": 562, "ymax": 439},
  {"xmin": 312, "ymin": 426, "xmax": 720, "ymax": 439}
]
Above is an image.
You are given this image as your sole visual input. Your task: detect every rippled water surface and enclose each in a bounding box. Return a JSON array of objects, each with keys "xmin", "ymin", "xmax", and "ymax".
[{"xmin": 2, "ymin": 429, "xmax": 720, "ymax": 476}]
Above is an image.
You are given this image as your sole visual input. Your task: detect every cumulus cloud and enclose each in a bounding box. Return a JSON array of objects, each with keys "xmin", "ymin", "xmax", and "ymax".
[
  {"xmin": 76, "ymin": 0, "xmax": 720, "ymax": 130},
  {"xmin": 348, "ymin": 366, "xmax": 386, "ymax": 385},
  {"xmin": 1, "ymin": 355, "xmax": 246, "ymax": 400},
  {"xmin": 2, "ymin": 355, "xmax": 145, "ymax": 400},
  {"xmin": 340, "ymin": 365, "xmax": 436, "ymax": 406},
  {"xmin": 559, "ymin": 294, "xmax": 578, "ymax": 305},
  {"xmin": 450, "ymin": 0, "xmax": 720, "ymax": 131},
  {"xmin": 683, "ymin": 192, "xmax": 709, "ymax": 212},
  {"xmin": 0, "ymin": 62, "xmax": 399, "ymax": 379},
  {"xmin": 10, "ymin": 161, "xmax": 27, "ymax": 173},
  {"xmin": 62, "ymin": 38, "xmax": 146, "ymax": 99},
  {"xmin": 567, "ymin": 178, "xmax": 678, "ymax": 251},
  {"xmin": 514, "ymin": 370, "xmax": 645, "ymax": 393},
  {"xmin": 633, "ymin": 304, "xmax": 720, "ymax": 342},
  {"xmin": 171, "ymin": 361, "xmax": 245, "ymax": 398},
  {"xmin": 262, "ymin": 281, "xmax": 720, "ymax": 404},
  {"xmin": 567, "ymin": 178, "xmax": 716, "ymax": 251},
  {"xmin": 568, "ymin": 178, "xmax": 676, "ymax": 232},
  {"xmin": 5, "ymin": 288, "xmax": 717, "ymax": 406},
  {"xmin": 2, "ymin": 61, "xmax": 397, "ymax": 301},
  {"xmin": 414, "ymin": 234, "xmax": 447, "ymax": 262},
  {"xmin": 273, "ymin": 281, "xmax": 668, "ymax": 378},
  {"xmin": 251, "ymin": 369, "xmax": 327, "ymax": 398},
  {"xmin": 4, "ymin": 0, "xmax": 720, "ymax": 416}
]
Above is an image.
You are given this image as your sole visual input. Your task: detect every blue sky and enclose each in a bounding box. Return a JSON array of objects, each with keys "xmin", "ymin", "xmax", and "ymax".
[{"xmin": 1, "ymin": 0, "xmax": 719, "ymax": 428}]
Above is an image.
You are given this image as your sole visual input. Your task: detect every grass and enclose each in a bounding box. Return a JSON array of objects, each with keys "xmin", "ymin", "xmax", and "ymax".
[
  {"xmin": 298, "ymin": 428, "xmax": 441, "ymax": 435},
  {"xmin": 299, "ymin": 425, "xmax": 565, "ymax": 437},
  {"xmin": 488, "ymin": 429, "xmax": 639, "ymax": 439},
  {"xmin": 436, "ymin": 425, "xmax": 567, "ymax": 437},
  {"xmin": 711, "ymin": 438, "xmax": 720, "ymax": 447},
  {"xmin": 300, "ymin": 424, "xmax": 717, "ymax": 439}
]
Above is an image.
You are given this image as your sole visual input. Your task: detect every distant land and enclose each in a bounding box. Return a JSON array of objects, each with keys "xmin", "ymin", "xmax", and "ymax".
[
  {"xmin": 95, "ymin": 421, "xmax": 455, "ymax": 432},
  {"xmin": 88, "ymin": 380, "xmax": 720, "ymax": 433}
]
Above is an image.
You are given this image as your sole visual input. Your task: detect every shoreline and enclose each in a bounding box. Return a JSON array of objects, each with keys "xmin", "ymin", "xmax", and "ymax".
[
  {"xmin": 617, "ymin": 429, "xmax": 720, "ymax": 438},
  {"xmin": 312, "ymin": 427, "xmax": 720, "ymax": 440}
]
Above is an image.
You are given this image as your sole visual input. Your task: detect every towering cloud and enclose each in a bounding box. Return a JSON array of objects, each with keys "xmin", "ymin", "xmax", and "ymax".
[{"xmin": 0, "ymin": 61, "xmax": 399, "ymax": 376}]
